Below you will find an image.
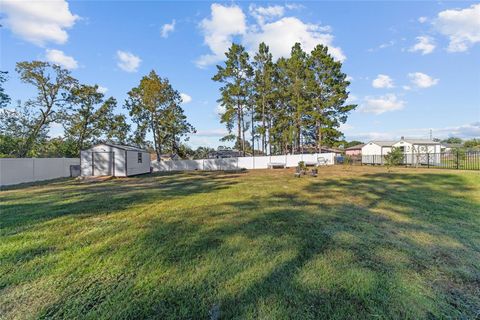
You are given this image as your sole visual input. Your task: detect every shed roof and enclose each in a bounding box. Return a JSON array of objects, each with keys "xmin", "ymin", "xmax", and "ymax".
[{"xmin": 87, "ymin": 143, "xmax": 148, "ymax": 152}]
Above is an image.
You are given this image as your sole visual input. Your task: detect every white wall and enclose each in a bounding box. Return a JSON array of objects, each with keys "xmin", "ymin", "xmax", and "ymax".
[
  {"xmin": 362, "ymin": 143, "xmax": 382, "ymax": 156},
  {"xmin": 152, "ymin": 153, "xmax": 335, "ymax": 172},
  {"xmin": 0, "ymin": 158, "xmax": 80, "ymax": 187}
]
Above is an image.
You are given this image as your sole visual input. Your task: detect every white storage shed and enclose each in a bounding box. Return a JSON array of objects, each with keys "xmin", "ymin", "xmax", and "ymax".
[{"xmin": 81, "ymin": 143, "xmax": 151, "ymax": 177}]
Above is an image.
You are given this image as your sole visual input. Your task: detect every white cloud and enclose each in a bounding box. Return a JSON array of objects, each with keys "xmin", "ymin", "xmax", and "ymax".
[
  {"xmin": 215, "ymin": 104, "xmax": 226, "ymax": 116},
  {"xmin": 345, "ymin": 94, "xmax": 357, "ymax": 104},
  {"xmin": 408, "ymin": 72, "xmax": 439, "ymax": 88},
  {"xmin": 196, "ymin": 4, "xmax": 246, "ymax": 68},
  {"xmin": 45, "ymin": 49, "xmax": 78, "ymax": 69},
  {"xmin": 249, "ymin": 4, "xmax": 285, "ymax": 25},
  {"xmin": 360, "ymin": 94, "xmax": 405, "ymax": 114},
  {"xmin": 409, "ymin": 36, "xmax": 436, "ymax": 55},
  {"xmin": 345, "ymin": 75, "xmax": 354, "ymax": 82},
  {"xmin": 243, "ymin": 17, "xmax": 345, "ymax": 62},
  {"xmin": 97, "ymin": 86, "xmax": 108, "ymax": 94},
  {"xmin": 346, "ymin": 122, "xmax": 480, "ymax": 142},
  {"xmin": 339, "ymin": 123, "xmax": 354, "ymax": 132},
  {"xmin": 418, "ymin": 16, "xmax": 428, "ymax": 23},
  {"xmin": 368, "ymin": 40, "xmax": 395, "ymax": 52},
  {"xmin": 372, "ymin": 74, "xmax": 394, "ymax": 88},
  {"xmin": 194, "ymin": 129, "xmax": 228, "ymax": 137},
  {"xmin": 161, "ymin": 20, "xmax": 175, "ymax": 38},
  {"xmin": 116, "ymin": 50, "xmax": 141, "ymax": 72},
  {"xmin": 434, "ymin": 122, "xmax": 480, "ymax": 138},
  {"xmin": 402, "ymin": 85, "xmax": 412, "ymax": 91},
  {"xmin": 180, "ymin": 93, "xmax": 192, "ymax": 104},
  {"xmin": 197, "ymin": 4, "xmax": 345, "ymax": 67},
  {"xmin": 0, "ymin": 0, "xmax": 79, "ymax": 46},
  {"xmin": 434, "ymin": 3, "xmax": 480, "ymax": 52}
]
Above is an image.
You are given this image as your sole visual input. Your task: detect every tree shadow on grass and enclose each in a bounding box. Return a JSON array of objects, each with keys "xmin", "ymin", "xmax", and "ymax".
[
  {"xmin": 0, "ymin": 171, "xmax": 240, "ymax": 235},
  {"xmin": 114, "ymin": 171, "xmax": 479, "ymax": 319},
  {"xmin": 2, "ymin": 170, "xmax": 480, "ymax": 319}
]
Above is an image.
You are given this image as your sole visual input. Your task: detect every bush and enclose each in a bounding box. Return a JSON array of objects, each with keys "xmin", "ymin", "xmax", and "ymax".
[
  {"xmin": 298, "ymin": 161, "xmax": 306, "ymax": 171},
  {"xmin": 384, "ymin": 147, "xmax": 404, "ymax": 166}
]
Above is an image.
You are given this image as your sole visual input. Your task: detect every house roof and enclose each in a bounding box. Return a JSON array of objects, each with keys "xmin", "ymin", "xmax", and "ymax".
[
  {"xmin": 368, "ymin": 139, "xmax": 440, "ymax": 147},
  {"xmin": 100, "ymin": 143, "xmax": 147, "ymax": 152},
  {"xmin": 402, "ymin": 139, "xmax": 440, "ymax": 145},
  {"xmin": 346, "ymin": 143, "xmax": 365, "ymax": 150},
  {"xmin": 369, "ymin": 141, "xmax": 397, "ymax": 147}
]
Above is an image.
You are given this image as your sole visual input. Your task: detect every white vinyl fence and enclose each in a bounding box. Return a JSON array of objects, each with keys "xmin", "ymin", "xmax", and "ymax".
[
  {"xmin": 152, "ymin": 153, "xmax": 335, "ymax": 172},
  {"xmin": 0, "ymin": 158, "xmax": 80, "ymax": 187}
]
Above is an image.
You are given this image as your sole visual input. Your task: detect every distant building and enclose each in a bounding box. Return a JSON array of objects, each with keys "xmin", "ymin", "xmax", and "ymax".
[
  {"xmin": 345, "ymin": 144, "xmax": 365, "ymax": 156},
  {"xmin": 208, "ymin": 149, "xmax": 244, "ymax": 159},
  {"xmin": 362, "ymin": 138, "xmax": 441, "ymax": 165},
  {"xmin": 150, "ymin": 153, "xmax": 181, "ymax": 161}
]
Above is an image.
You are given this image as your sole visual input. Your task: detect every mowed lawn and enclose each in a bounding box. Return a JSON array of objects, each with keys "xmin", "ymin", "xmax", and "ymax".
[{"xmin": 1, "ymin": 166, "xmax": 479, "ymax": 319}]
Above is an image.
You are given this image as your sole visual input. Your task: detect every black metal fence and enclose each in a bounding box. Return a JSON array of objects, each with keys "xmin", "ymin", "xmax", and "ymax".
[{"xmin": 341, "ymin": 151, "xmax": 480, "ymax": 170}]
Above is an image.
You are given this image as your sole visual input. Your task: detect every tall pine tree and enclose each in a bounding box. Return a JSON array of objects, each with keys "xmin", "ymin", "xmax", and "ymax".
[{"xmin": 212, "ymin": 43, "xmax": 253, "ymax": 156}]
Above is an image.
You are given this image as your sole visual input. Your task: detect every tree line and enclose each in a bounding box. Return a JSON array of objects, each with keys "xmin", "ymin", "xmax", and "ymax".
[
  {"xmin": 0, "ymin": 62, "xmax": 194, "ymax": 160},
  {"xmin": 213, "ymin": 42, "xmax": 356, "ymax": 156}
]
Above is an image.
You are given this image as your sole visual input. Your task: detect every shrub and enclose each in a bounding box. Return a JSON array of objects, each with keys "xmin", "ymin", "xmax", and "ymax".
[{"xmin": 384, "ymin": 147, "xmax": 404, "ymax": 166}]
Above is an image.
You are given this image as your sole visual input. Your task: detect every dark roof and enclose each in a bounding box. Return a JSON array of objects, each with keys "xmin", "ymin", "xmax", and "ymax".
[
  {"xmin": 101, "ymin": 143, "xmax": 148, "ymax": 152},
  {"xmin": 346, "ymin": 143, "xmax": 365, "ymax": 150}
]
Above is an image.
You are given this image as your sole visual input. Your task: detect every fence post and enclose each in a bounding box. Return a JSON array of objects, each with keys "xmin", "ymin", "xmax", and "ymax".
[
  {"xmin": 427, "ymin": 153, "xmax": 430, "ymax": 168},
  {"xmin": 456, "ymin": 150, "xmax": 459, "ymax": 170}
]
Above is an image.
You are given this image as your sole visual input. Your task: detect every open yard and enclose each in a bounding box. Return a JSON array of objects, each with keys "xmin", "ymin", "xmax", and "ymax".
[{"xmin": 1, "ymin": 166, "xmax": 479, "ymax": 319}]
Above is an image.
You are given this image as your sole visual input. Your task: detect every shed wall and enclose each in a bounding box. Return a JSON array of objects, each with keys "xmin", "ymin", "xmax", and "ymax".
[{"xmin": 126, "ymin": 151, "xmax": 151, "ymax": 176}]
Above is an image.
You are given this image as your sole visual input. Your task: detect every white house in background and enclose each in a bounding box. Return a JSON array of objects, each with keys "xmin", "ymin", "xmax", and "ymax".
[
  {"xmin": 81, "ymin": 143, "xmax": 151, "ymax": 177},
  {"xmin": 362, "ymin": 138, "xmax": 441, "ymax": 165}
]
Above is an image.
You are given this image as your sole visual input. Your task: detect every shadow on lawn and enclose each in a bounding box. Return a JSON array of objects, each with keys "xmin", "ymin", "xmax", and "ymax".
[
  {"xmin": 122, "ymin": 172, "xmax": 480, "ymax": 319},
  {"xmin": 0, "ymin": 171, "xmax": 239, "ymax": 235},
  {"xmin": 2, "ymin": 170, "xmax": 480, "ymax": 319}
]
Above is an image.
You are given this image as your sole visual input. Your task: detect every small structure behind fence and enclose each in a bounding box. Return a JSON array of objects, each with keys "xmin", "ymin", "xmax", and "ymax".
[
  {"xmin": 361, "ymin": 151, "xmax": 480, "ymax": 170},
  {"xmin": 152, "ymin": 153, "xmax": 335, "ymax": 172}
]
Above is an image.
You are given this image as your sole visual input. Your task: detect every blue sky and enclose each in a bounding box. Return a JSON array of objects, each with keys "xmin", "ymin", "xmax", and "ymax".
[{"xmin": 1, "ymin": 1, "xmax": 479, "ymax": 148}]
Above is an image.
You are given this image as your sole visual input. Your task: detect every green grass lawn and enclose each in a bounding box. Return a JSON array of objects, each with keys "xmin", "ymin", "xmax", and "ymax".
[{"xmin": 1, "ymin": 166, "xmax": 479, "ymax": 319}]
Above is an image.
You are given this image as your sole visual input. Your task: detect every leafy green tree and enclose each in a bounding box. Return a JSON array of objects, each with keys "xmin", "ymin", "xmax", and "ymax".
[
  {"xmin": 270, "ymin": 57, "xmax": 294, "ymax": 154},
  {"xmin": 384, "ymin": 147, "xmax": 404, "ymax": 167},
  {"xmin": 464, "ymin": 138, "xmax": 480, "ymax": 149},
  {"xmin": 0, "ymin": 104, "xmax": 49, "ymax": 157},
  {"xmin": 65, "ymin": 85, "xmax": 130, "ymax": 154},
  {"xmin": 193, "ymin": 146, "xmax": 215, "ymax": 159},
  {"xmin": 0, "ymin": 71, "xmax": 11, "ymax": 108},
  {"xmin": 345, "ymin": 140, "xmax": 364, "ymax": 148},
  {"xmin": 253, "ymin": 42, "xmax": 275, "ymax": 154},
  {"xmin": 306, "ymin": 44, "xmax": 357, "ymax": 152},
  {"xmin": 286, "ymin": 43, "xmax": 308, "ymax": 153},
  {"xmin": 15, "ymin": 61, "xmax": 78, "ymax": 157},
  {"xmin": 126, "ymin": 70, "xmax": 194, "ymax": 161},
  {"xmin": 212, "ymin": 43, "xmax": 253, "ymax": 156},
  {"xmin": 442, "ymin": 137, "xmax": 463, "ymax": 144}
]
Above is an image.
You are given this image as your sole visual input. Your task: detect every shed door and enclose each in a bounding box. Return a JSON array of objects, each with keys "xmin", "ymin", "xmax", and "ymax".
[{"xmin": 93, "ymin": 152, "xmax": 114, "ymax": 176}]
